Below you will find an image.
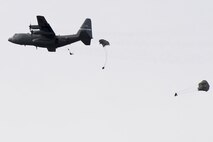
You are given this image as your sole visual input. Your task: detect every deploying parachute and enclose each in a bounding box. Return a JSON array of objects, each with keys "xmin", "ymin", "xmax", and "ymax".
[
  {"xmin": 99, "ymin": 39, "xmax": 110, "ymax": 69},
  {"xmin": 175, "ymin": 80, "xmax": 210, "ymax": 96},
  {"xmin": 99, "ymin": 39, "xmax": 110, "ymax": 47},
  {"xmin": 198, "ymin": 80, "xmax": 210, "ymax": 92}
]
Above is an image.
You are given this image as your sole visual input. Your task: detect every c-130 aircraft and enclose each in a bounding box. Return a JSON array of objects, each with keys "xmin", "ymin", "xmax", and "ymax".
[{"xmin": 8, "ymin": 16, "xmax": 92, "ymax": 52}]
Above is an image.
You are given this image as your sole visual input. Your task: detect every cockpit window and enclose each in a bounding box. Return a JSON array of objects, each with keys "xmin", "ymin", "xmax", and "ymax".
[{"xmin": 13, "ymin": 34, "xmax": 18, "ymax": 38}]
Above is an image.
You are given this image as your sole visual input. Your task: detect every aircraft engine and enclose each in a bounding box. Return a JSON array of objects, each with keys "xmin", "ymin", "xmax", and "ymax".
[
  {"xmin": 29, "ymin": 25, "xmax": 40, "ymax": 29},
  {"xmin": 32, "ymin": 30, "xmax": 54, "ymax": 36}
]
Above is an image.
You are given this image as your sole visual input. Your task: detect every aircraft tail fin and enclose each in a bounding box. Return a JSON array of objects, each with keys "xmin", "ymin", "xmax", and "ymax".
[{"xmin": 77, "ymin": 18, "xmax": 92, "ymax": 45}]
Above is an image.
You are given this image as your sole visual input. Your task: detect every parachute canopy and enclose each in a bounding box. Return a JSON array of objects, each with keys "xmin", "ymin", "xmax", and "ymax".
[
  {"xmin": 99, "ymin": 39, "xmax": 110, "ymax": 47},
  {"xmin": 198, "ymin": 80, "xmax": 210, "ymax": 92}
]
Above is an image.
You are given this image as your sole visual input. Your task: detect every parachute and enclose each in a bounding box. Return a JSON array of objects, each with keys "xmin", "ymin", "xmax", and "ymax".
[
  {"xmin": 198, "ymin": 80, "xmax": 210, "ymax": 92},
  {"xmin": 99, "ymin": 39, "xmax": 110, "ymax": 69},
  {"xmin": 99, "ymin": 39, "xmax": 110, "ymax": 47},
  {"xmin": 175, "ymin": 80, "xmax": 210, "ymax": 97}
]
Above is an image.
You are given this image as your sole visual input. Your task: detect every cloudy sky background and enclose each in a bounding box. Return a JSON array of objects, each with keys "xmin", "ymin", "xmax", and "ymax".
[{"xmin": 1, "ymin": 0, "xmax": 213, "ymax": 142}]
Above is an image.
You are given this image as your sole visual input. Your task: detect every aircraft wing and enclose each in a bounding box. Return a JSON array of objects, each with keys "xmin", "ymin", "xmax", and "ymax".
[{"xmin": 36, "ymin": 15, "xmax": 55, "ymax": 38}]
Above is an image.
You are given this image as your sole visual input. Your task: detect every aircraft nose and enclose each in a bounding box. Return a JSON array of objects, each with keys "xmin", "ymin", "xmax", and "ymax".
[{"xmin": 8, "ymin": 37, "xmax": 13, "ymax": 42}]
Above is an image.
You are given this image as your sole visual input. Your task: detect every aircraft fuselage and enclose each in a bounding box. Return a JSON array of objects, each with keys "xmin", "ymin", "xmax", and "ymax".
[{"xmin": 8, "ymin": 33, "xmax": 80, "ymax": 49}]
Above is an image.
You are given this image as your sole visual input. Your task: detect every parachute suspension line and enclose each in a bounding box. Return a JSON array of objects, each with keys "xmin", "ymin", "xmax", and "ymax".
[
  {"xmin": 102, "ymin": 47, "xmax": 108, "ymax": 69},
  {"xmin": 177, "ymin": 87, "xmax": 197, "ymax": 96},
  {"xmin": 177, "ymin": 84, "xmax": 197, "ymax": 94}
]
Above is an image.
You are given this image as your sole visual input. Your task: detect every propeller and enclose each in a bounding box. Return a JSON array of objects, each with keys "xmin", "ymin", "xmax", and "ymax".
[
  {"xmin": 29, "ymin": 22, "xmax": 32, "ymax": 30},
  {"xmin": 30, "ymin": 30, "xmax": 34, "ymax": 34},
  {"xmin": 29, "ymin": 22, "xmax": 33, "ymax": 34}
]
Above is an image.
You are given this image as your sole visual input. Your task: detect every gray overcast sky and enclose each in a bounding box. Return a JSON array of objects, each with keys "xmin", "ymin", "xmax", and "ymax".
[{"xmin": 1, "ymin": 0, "xmax": 213, "ymax": 142}]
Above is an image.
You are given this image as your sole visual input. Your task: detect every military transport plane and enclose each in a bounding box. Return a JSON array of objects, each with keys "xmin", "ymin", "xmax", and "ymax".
[{"xmin": 8, "ymin": 16, "xmax": 92, "ymax": 52}]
